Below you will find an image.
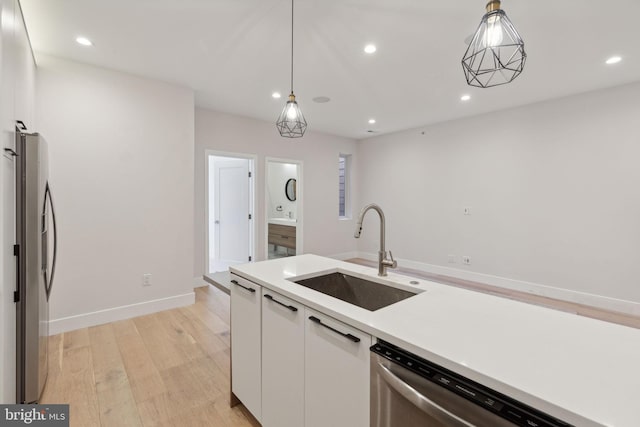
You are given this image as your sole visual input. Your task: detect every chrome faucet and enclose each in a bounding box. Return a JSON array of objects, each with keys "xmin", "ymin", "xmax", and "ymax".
[{"xmin": 354, "ymin": 203, "xmax": 397, "ymax": 276}]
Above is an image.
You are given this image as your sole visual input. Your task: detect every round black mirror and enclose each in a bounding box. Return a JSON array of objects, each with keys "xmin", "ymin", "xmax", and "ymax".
[{"xmin": 285, "ymin": 178, "xmax": 297, "ymax": 201}]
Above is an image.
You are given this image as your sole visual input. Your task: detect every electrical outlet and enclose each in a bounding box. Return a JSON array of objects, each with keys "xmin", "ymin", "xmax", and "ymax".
[
  {"xmin": 142, "ymin": 273, "xmax": 152, "ymax": 286},
  {"xmin": 463, "ymin": 207, "xmax": 471, "ymax": 215},
  {"xmin": 462, "ymin": 256, "xmax": 471, "ymax": 265},
  {"xmin": 447, "ymin": 254, "xmax": 456, "ymax": 264}
]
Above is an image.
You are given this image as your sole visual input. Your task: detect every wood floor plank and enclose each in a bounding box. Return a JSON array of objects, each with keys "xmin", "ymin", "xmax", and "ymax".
[
  {"xmin": 60, "ymin": 346, "xmax": 101, "ymax": 427},
  {"xmin": 210, "ymin": 348, "xmax": 231, "ymax": 382},
  {"xmin": 89, "ymin": 324, "xmax": 142, "ymax": 427},
  {"xmin": 111, "ymin": 318, "xmax": 140, "ymax": 338},
  {"xmin": 63, "ymin": 328, "xmax": 90, "ymax": 351},
  {"xmin": 116, "ymin": 331, "xmax": 166, "ymax": 403},
  {"xmin": 158, "ymin": 356, "xmax": 226, "ymax": 417},
  {"xmin": 135, "ymin": 393, "xmax": 175, "ymax": 427},
  {"xmin": 133, "ymin": 314, "xmax": 188, "ymax": 371},
  {"xmin": 168, "ymin": 399, "xmax": 226, "ymax": 427},
  {"xmin": 185, "ymin": 301, "xmax": 230, "ymax": 334},
  {"xmin": 176, "ymin": 308, "xmax": 229, "ymax": 357},
  {"xmin": 132, "ymin": 312, "xmax": 162, "ymax": 331}
]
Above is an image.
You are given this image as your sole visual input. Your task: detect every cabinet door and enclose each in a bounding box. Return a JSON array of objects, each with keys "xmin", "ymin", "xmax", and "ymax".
[
  {"xmin": 304, "ymin": 308, "xmax": 372, "ymax": 427},
  {"xmin": 261, "ymin": 290, "xmax": 304, "ymax": 427},
  {"xmin": 230, "ymin": 274, "xmax": 262, "ymax": 422}
]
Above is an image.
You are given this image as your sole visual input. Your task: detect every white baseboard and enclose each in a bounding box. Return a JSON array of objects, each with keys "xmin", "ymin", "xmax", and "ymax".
[
  {"xmin": 354, "ymin": 252, "xmax": 640, "ymax": 316},
  {"xmin": 193, "ymin": 276, "xmax": 208, "ymax": 288},
  {"xmin": 49, "ymin": 292, "xmax": 196, "ymax": 335}
]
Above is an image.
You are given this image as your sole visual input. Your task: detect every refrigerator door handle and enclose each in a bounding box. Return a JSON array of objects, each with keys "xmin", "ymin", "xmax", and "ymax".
[{"xmin": 43, "ymin": 182, "xmax": 57, "ymax": 301}]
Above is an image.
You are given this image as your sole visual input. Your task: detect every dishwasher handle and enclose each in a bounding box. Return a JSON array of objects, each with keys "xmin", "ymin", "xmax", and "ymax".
[{"xmin": 375, "ymin": 361, "xmax": 475, "ymax": 427}]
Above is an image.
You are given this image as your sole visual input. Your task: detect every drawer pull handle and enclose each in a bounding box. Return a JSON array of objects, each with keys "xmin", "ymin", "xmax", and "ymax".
[
  {"xmin": 308, "ymin": 316, "xmax": 360, "ymax": 343},
  {"xmin": 231, "ymin": 279, "xmax": 255, "ymax": 293},
  {"xmin": 264, "ymin": 294, "xmax": 298, "ymax": 312}
]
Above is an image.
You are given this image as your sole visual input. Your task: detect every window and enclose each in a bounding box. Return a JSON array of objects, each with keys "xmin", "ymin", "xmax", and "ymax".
[{"xmin": 339, "ymin": 154, "xmax": 351, "ymax": 219}]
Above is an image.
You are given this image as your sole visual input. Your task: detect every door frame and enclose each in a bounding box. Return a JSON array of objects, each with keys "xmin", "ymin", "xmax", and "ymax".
[
  {"xmin": 205, "ymin": 150, "xmax": 257, "ymax": 273},
  {"xmin": 265, "ymin": 157, "xmax": 303, "ymax": 260}
]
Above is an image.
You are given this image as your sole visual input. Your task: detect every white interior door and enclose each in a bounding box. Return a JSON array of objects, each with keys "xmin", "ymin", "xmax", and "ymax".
[{"xmin": 212, "ymin": 159, "xmax": 250, "ymax": 271}]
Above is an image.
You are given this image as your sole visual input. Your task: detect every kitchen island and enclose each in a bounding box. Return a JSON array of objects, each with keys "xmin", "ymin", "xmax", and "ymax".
[{"xmin": 230, "ymin": 254, "xmax": 640, "ymax": 427}]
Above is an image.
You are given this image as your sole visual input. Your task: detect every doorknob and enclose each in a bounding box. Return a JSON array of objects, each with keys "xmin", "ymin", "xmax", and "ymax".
[{"xmin": 214, "ymin": 220, "xmax": 220, "ymax": 224}]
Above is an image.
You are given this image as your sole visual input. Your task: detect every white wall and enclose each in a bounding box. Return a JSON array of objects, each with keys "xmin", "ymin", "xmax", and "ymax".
[
  {"xmin": 267, "ymin": 162, "xmax": 297, "ymax": 220},
  {"xmin": 356, "ymin": 82, "xmax": 640, "ymax": 310},
  {"xmin": 194, "ymin": 108, "xmax": 359, "ymax": 278},
  {"xmin": 37, "ymin": 55, "xmax": 195, "ymax": 333}
]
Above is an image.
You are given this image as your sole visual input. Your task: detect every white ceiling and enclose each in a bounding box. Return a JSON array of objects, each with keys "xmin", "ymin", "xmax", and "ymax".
[{"xmin": 20, "ymin": 0, "xmax": 640, "ymax": 139}]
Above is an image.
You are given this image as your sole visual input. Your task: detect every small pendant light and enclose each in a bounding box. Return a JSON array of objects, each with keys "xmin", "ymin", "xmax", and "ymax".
[
  {"xmin": 276, "ymin": 0, "xmax": 307, "ymax": 138},
  {"xmin": 462, "ymin": 0, "xmax": 526, "ymax": 88}
]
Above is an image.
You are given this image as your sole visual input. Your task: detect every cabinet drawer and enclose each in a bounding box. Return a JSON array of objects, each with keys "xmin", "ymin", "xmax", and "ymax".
[
  {"xmin": 268, "ymin": 224, "xmax": 296, "ymax": 249},
  {"xmin": 268, "ymin": 233, "xmax": 296, "ymax": 249},
  {"xmin": 268, "ymin": 223, "xmax": 296, "ymax": 238}
]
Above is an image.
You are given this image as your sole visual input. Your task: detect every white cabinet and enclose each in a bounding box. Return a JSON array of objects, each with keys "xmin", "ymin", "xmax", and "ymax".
[
  {"xmin": 230, "ymin": 274, "xmax": 373, "ymax": 427},
  {"xmin": 261, "ymin": 289, "xmax": 304, "ymax": 427},
  {"xmin": 230, "ymin": 274, "xmax": 262, "ymax": 422},
  {"xmin": 304, "ymin": 308, "xmax": 372, "ymax": 427}
]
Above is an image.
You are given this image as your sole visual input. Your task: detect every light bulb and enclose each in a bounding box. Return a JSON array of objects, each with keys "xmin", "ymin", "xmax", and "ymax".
[
  {"xmin": 483, "ymin": 14, "xmax": 504, "ymax": 48},
  {"xmin": 286, "ymin": 104, "xmax": 298, "ymax": 120}
]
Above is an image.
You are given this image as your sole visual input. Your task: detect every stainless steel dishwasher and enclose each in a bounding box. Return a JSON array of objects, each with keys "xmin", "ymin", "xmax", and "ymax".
[{"xmin": 371, "ymin": 341, "xmax": 572, "ymax": 427}]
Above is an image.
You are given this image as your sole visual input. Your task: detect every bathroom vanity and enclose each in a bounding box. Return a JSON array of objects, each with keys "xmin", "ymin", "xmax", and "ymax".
[
  {"xmin": 267, "ymin": 218, "xmax": 297, "ymax": 259},
  {"xmin": 229, "ymin": 254, "xmax": 640, "ymax": 427},
  {"xmin": 267, "ymin": 222, "xmax": 296, "ymax": 250}
]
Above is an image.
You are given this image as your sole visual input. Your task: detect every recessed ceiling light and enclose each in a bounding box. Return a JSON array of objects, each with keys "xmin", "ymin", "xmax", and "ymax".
[
  {"xmin": 605, "ymin": 56, "xmax": 622, "ymax": 65},
  {"xmin": 272, "ymin": 92, "xmax": 281, "ymax": 99},
  {"xmin": 368, "ymin": 119, "xmax": 376, "ymax": 124},
  {"xmin": 312, "ymin": 96, "xmax": 331, "ymax": 103},
  {"xmin": 76, "ymin": 36, "xmax": 92, "ymax": 46},
  {"xmin": 364, "ymin": 44, "xmax": 377, "ymax": 54},
  {"xmin": 460, "ymin": 95, "xmax": 471, "ymax": 101}
]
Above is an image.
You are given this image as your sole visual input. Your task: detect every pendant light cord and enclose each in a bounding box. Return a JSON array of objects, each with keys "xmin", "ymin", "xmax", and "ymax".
[{"xmin": 290, "ymin": 0, "xmax": 294, "ymax": 94}]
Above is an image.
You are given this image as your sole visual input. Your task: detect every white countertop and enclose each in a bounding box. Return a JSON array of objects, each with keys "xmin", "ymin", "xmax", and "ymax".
[
  {"xmin": 230, "ymin": 254, "xmax": 640, "ymax": 427},
  {"xmin": 268, "ymin": 217, "xmax": 297, "ymax": 226}
]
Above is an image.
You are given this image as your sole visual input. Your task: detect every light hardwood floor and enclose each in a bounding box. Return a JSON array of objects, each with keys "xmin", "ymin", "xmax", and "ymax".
[{"xmin": 41, "ymin": 286, "xmax": 259, "ymax": 427}]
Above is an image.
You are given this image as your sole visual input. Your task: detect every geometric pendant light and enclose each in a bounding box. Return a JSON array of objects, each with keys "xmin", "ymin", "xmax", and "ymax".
[
  {"xmin": 462, "ymin": 0, "xmax": 526, "ymax": 88},
  {"xmin": 276, "ymin": 0, "xmax": 307, "ymax": 138}
]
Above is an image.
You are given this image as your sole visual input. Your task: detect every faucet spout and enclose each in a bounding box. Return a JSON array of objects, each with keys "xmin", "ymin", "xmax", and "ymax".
[{"xmin": 353, "ymin": 203, "xmax": 397, "ymax": 276}]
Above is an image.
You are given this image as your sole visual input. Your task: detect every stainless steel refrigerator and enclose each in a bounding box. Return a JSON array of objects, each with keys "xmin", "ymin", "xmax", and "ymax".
[{"xmin": 15, "ymin": 129, "xmax": 57, "ymax": 404}]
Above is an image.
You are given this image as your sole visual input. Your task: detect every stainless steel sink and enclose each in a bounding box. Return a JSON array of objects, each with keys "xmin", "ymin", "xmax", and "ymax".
[{"xmin": 292, "ymin": 272, "xmax": 417, "ymax": 311}]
